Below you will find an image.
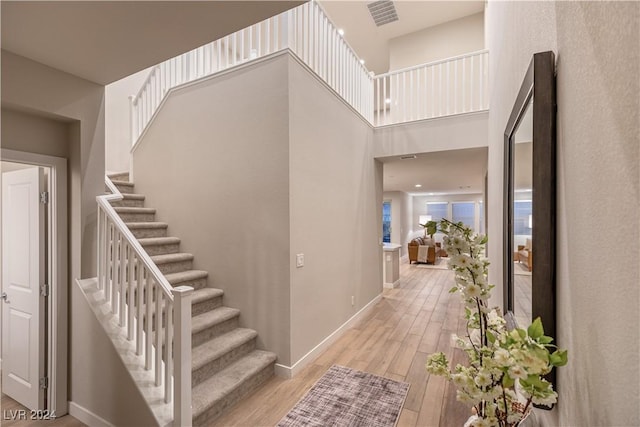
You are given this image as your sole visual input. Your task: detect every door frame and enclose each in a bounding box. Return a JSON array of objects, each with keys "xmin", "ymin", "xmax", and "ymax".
[{"xmin": 1, "ymin": 149, "xmax": 68, "ymax": 415}]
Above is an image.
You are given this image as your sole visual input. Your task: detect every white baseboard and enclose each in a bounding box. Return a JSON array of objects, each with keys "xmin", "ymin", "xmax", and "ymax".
[
  {"xmin": 383, "ymin": 279, "xmax": 400, "ymax": 289},
  {"xmin": 68, "ymin": 402, "xmax": 114, "ymax": 427},
  {"xmin": 274, "ymin": 293, "xmax": 383, "ymax": 379}
]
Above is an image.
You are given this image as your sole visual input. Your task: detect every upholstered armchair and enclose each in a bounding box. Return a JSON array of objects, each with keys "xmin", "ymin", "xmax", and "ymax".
[
  {"xmin": 516, "ymin": 238, "xmax": 533, "ymax": 271},
  {"xmin": 408, "ymin": 237, "xmax": 436, "ymax": 264}
]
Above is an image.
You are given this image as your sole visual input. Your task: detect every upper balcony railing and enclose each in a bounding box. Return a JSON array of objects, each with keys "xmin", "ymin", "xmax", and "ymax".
[
  {"xmin": 130, "ymin": 1, "xmax": 373, "ymax": 144},
  {"xmin": 373, "ymin": 50, "xmax": 489, "ymax": 126},
  {"xmin": 130, "ymin": 1, "xmax": 488, "ymax": 145}
]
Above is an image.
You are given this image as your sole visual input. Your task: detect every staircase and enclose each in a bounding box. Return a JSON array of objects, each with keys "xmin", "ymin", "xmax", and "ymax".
[{"xmin": 108, "ymin": 173, "xmax": 277, "ymax": 426}]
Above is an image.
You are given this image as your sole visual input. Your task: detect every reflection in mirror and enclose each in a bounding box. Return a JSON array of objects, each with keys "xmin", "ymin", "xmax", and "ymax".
[{"xmin": 512, "ymin": 102, "xmax": 533, "ymax": 328}]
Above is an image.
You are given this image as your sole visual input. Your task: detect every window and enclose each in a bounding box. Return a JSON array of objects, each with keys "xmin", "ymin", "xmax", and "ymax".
[
  {"xmin": 479, "ymin": 201, "xmax": 485, "ymax": 234},
  {"xmin": 452, "ymin": 202, "xmax": 475, "ymax": 228},
  {"xmin": 382, "ymin": 201, "xmax": 391, "ymax": 243},
  {"xmin": 426, "ymin": 202, "xmax": 448, "ymax": 224},
  {"xmin": 514, "ymin": 200, "xmax": 532, "ymax": 235}
]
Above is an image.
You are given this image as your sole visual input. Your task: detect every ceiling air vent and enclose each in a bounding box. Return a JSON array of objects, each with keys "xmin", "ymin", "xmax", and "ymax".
[{"xmin": 367, "ymin": 0, "xmax": 399, "ymax": 27}]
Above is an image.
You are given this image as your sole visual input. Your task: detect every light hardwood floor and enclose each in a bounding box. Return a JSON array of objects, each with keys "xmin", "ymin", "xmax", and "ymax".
[
  {"xmin": 1, "ymin": 263, "xmax": 468, "ymax": 427},
  {"xmin": 0, "ymin": 394, "xmax": 85, "ymax": 427},
  {"xmin": 216, "ymin": 263, "xmax": 471, "ymax": 427}
]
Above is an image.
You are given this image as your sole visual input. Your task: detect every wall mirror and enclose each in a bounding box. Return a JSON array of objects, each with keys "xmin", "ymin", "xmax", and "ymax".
[{"xmin": 503, "ymin": 51, "xmax": 556, "ymax": 346}]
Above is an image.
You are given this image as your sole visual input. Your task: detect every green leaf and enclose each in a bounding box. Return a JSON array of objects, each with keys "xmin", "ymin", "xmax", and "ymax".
[
  {"xmin": 486, "ymin": 330, "xmax": 496, "ymax": 344},
  {"xmin": 528, "ymin": 317, "xmax": 544, "ymax": 339},
  {"xmin": 502, "ymin": 374, "xmax": 515, "ymax": 388},
  {"xmin": 550, "ymin": 349, "xmax": 568, "ymax": 367},
  {"xmin": 449, "ymin": 286, "xmax": 458, "ymax": 293},
  {"xmin": 517, "ymin": 328, "xmax": 527, "ymax": 339},
  {"xmin": 538, "ymin": 335, "xmax": 554, "ymax": 345}
]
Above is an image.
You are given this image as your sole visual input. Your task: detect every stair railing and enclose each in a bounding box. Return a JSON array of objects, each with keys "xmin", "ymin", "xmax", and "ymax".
[
  {"xmin": 373, "ymin": 49, "xmax": 489, "ymax": 126},
  {"xmin": 130, "ymin": 0, "xmax": 373, "ymax": 146},
  {"xmin": 97, "ymin": 177, "xmax": 193, "ymax": 426}
]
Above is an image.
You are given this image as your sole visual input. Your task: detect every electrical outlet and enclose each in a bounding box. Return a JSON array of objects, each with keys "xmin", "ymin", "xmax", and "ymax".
[
  {"xmin": 351, "ymin": 295, "xmax": 355, "ymax": 306},
  {"xmin": 296, "ymin": 253, "xmax": 304, "ymax": 268}
]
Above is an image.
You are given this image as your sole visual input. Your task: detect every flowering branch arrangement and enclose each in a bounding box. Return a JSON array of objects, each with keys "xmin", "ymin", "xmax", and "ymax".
[{"xmin": 425, "ymin": 220, "xmax": 567, "ymax": 427}]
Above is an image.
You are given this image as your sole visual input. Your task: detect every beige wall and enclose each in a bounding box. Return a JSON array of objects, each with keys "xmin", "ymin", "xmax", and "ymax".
[
  {"xmin": 486, "ymin": 1, "xmax": 639, "ymax": 425},
  {"xmin": 133, "ymin": 55, "xmax": 292, "ymax": 364},
  {"xmin": 132, "ymin": 53, "xmax": 384, "ymax": 367},
  {"xmin": 288, "ymin": 56, "xmax": 382, "ymax": 363},
  {"xmin": 1, "ymin": 50, "xmax": 153, "ymax": 424},
  {"xmin": 105, "ymin": 67, "xmax": 151, "ymax": 174},
  {"xmin": 389, "ymin": 12, "xmax": 484, "ymax": 71},
  {"xmin": 374, "ymin": 111, "xmax": 488, "ymax": 159}
]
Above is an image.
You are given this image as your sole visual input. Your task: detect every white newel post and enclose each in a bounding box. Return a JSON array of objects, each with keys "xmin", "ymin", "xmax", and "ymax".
[{"xmin": 173, "ymin": 286, "xmax": 194, "ymax": 427}]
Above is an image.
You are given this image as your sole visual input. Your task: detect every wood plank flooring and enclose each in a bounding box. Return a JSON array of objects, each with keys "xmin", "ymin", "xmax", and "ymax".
[
  {"xmin": 216, "ymin": 263, "xmax": 471, "ymax": 427},
  {"xmin": 2, "ymin": 263, "xmax": 470, "ymax": 427},
  {"xmin": 0, "ymin": 394, "xmax": 85, "ymax": 427}
]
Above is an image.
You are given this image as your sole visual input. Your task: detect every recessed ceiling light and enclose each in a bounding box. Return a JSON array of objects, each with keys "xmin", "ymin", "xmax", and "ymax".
[
  {"xmin": 338, "ymin": 29, "xmax": 345, "ymax": 36},
  {"xmin": 415, "ymin": 184, "xmax": 422, "ymax": 188},
  {"xmin": 400, "ymin": 155, "xmax": 416, "ymax": 160},
  {"xmin": 384, "ymin": 98, "xmax": 391, "ymax": 104},
  {"xmin": 360, "ymin": 59, "xmax": 365, "ymax": 65}
]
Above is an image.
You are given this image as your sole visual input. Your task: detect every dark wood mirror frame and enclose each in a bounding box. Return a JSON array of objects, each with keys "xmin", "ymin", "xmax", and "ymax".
[{"xmin": 503, "ymin": 51, "xmax": 557, "ymax": 394}]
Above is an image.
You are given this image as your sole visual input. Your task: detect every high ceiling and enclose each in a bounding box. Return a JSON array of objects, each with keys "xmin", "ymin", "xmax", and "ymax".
[
  {"xmin": 382, "ymin": 147, "xmax": 487, "ymax": 195},
  {"xmin": 1, "ymin": 1, "xmax": 303, "ymax": 85},
  {"xmin": 320, "ymin": 0, "xmax": 484, "ymax": 74}
]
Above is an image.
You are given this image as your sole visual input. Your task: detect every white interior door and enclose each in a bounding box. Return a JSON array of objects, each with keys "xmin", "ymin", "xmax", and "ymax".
[{"xmin": 1, "ymin": 167, "xmax": 46, "ymax": 410}]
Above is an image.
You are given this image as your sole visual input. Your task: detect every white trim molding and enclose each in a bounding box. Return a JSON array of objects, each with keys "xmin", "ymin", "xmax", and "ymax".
[
  {"xmin": 274, "ymin": 293, "xmax": 383, "ymax": 379},
  {"xmin": 1, "ymin": 149, "xmax": 68, "ymax": 416},
  {"xmin": 68, "ymin": 402, "xmax": 114, "ymax": 427}
]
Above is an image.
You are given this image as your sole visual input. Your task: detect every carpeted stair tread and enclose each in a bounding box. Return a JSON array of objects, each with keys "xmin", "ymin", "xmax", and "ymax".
[
  {"xmin": 113, "ymin": 206, "xmax": 156, "ymax": 214},
  {"xmin": 120, "ymin": 193, "xmax": 145, "ymax": 200},
  {"xmin": 126, "ymin": 221, "xmax": 169, "ymax": 229},
  {"xmin": 108, "ymin": 172, "xmax": 129, "ymax": 181},
  {"xmin": 192, "ymin": 328, "xmax": 258, "ymax": 371},
  {"xmin": 111, "ymin": 179, "xmax": 133, "ymax": 186},
  {"xmin": 165, "ymin": 270, "xmax": 208, "ymax": 285},
  {"xmin": 151, "ymin": 252, "xmax": 194, "ymax": 264},
  {"xmin": 191, "ymin": 287, "xmax": 224, "ymax": 305},
  {"xmin": 192, "ymin": 307, "xmax": 240, "ymax": 334},
  {"xmin": 192, "ymin": 350, "xmax": 277, "ymax": 420},
  {"xmin": 138, "ymin": 236, "xmax": 181, "ymax": 246}
]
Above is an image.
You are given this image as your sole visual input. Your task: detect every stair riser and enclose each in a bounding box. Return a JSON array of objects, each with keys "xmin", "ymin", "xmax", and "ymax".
[
  {"xmin": 114, "ymin": 183, "xmax": 135, "ymax": 193},
  {"xmin": 193, "ymin": 362, "xmax": 274, "ymax": 426},
  {"xmin": 192, "ymin": 295, "xmax": 223, "ymax": 316},
  {"xmin": 192, "ymin": 317, "xmax": 239, "ymax": 348},
  {"xmin": 109, "ymin": 173, "xmax": 130, "ymax": 182},
  {"xmin": 156, "ymin": 259, "xmax": 193, "ymax": 275},
  {"xmin": 141, "ymin": 243, "xmax": 180, "ymax": 256},
  {"xmin": 118, "ymin": 212, "xmax": 156, "ymax": 222},
  {"xmin": 192, "ymin": 338, "xmax": 256, "ymax": 387},
  {"xmin": 129, "ymin": 227, "xmax": 168, "ymax": 239},
  {"xmin": 173, "ymin": 277, "xmax": 208, "ymax": 292},
  {"xmin": 111, "ymin": 199, "xmax": 145, "ymax": 208}
]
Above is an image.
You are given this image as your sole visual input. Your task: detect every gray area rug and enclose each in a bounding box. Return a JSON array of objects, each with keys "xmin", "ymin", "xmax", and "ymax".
[{"xmin": 277, "ymin": 365, "xmax": 409, "ymax": 427}]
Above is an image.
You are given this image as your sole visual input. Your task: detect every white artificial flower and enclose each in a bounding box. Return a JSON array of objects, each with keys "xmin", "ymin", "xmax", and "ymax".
[
  {"xmin": 493, "ymin": 348, "xmax": 513, "ymax": 366},
  {"xmin": 471, "ymin": 417, "xmax": 492, "ymax": 427},
  {"xmin": 474, "ymin": 369, "xmax": 493, "ymax": 387},
  {"xmin": 464, "ymin": 283, "xmax": 482, "ymax": 299},
  {"xmin": 508, "ymin": 365, "xmax": 528, "ymax": 380}
]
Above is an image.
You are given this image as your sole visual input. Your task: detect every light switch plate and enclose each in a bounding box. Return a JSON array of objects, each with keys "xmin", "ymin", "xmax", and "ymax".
[{"xmin": 296, "ymin": 253, "xmax": 304, "ymax": 268}]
